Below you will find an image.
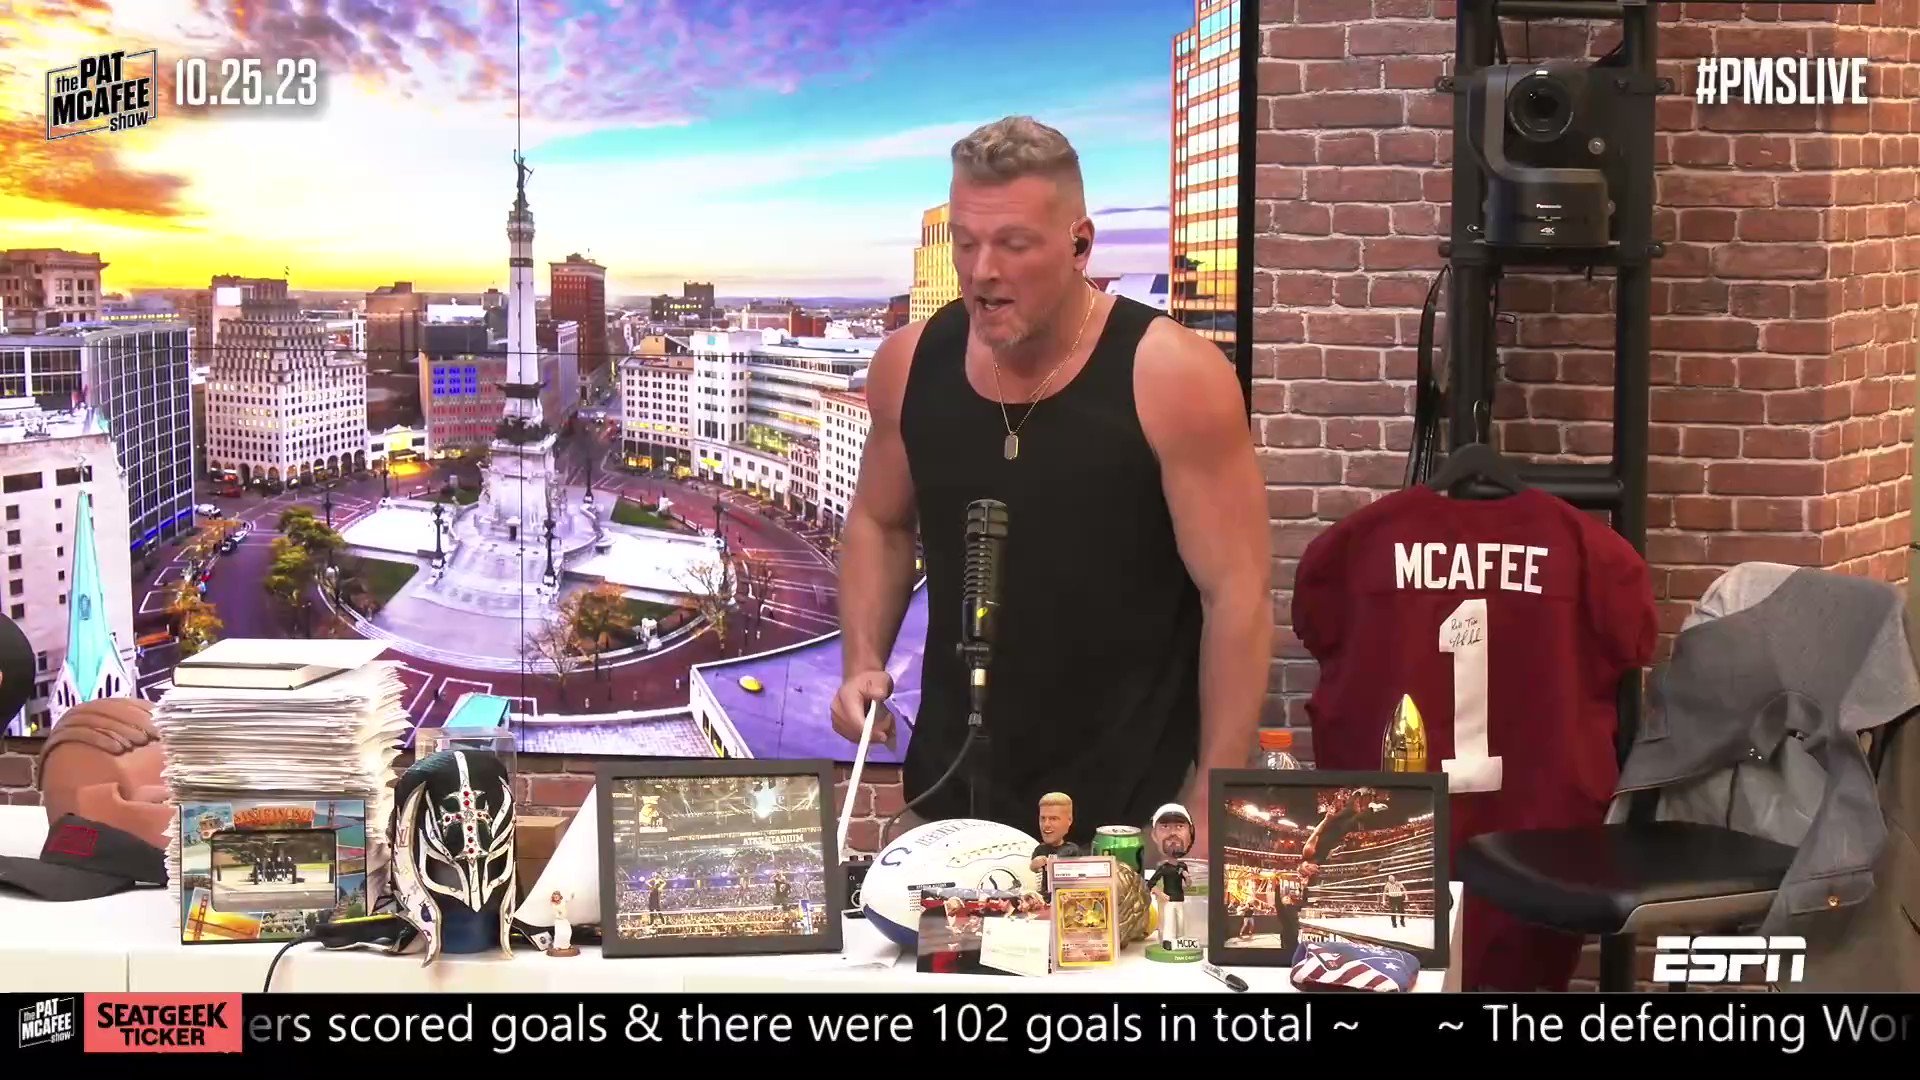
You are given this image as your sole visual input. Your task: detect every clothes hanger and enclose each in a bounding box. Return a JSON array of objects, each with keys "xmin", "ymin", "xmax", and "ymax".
[{"xmin": 1425, "ymin": 439, "xmax": 1528, "ymax": 496}]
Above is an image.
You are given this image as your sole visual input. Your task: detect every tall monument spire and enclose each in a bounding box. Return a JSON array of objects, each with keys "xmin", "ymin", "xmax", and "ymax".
[
  {"xmin": 503, "ymin": 150, "xmax": 542, "ymax": 430},
  {"xmin": 50, "ymin": 489, "xmax": 132, "ymax": 725}
]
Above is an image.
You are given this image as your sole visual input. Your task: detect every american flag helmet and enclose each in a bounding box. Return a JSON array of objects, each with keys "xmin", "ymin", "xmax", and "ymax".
[{"xmin": 1289, "ymin": 940, "xmax": 1417, "ymax": 992}]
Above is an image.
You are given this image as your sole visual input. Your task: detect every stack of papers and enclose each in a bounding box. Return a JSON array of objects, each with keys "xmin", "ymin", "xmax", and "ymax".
[{"xmin": 152, "ymin": 644, "xmax": 411, "ymax": 924}]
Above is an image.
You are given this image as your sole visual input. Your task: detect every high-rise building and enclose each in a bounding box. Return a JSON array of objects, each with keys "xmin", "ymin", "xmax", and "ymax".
[
  {"xmin": 885, "ymin": 293, "xmax": 911, "ymax": 332},
  {"xmin": 537, "ymin": 318, "xmax": 580, "ymax": 431},
  {"xmin": 550, "ymin": 253, "xmax": 608, "ymax": 378},
  {"xmin": 204, "ymin": 297, "xmax": 368, "ymax": 486},
  {"xmin": 0, "ymin": 249, "xmax": 107, "ymax": 331},
  {"xmin": 365, "ymin": 281, "xmax": 429, "ymax": 373},
  {"xmin": 910, "ymin": 204, "xmax": 958, "ymax": 323},
  {"xmin": 421, "ymin": 352, "xmax": 507, "ymax": 454},
  {"xmin": 1170, "ymin": 0, "xmax": 1243, "ymax": 352},
  {"xmin": 0, "ymin": 324, "xmax": 196, "ymax": 554},
  {"xmin": 819, "ymin": 389, "xmax": 870, "ymax": 533},
  {"xmin": 191, "ymin": 275, "xmax": 287, "ymax": 362},
  {"xmin": 619, "ymin": 346, "xmax": 693, "ymax": 467},
  {"xmin": 0, "ymin": 406, "xmax": 135, "ymax": 737},
  {"xmin": 683, "ymin": 282, "xmax": 716, "ymax": 322}
]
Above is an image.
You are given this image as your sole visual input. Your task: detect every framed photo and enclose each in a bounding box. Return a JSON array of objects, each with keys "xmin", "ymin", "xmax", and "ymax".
[
  {"xmin": 596, "ymin": 759, "xmax": 843, "ymax": 958},
  {"xmin": 1207, "ymin": 770, "xmax": 1449, "ymax": 970},
  {"xmin": 177, "ymin": 796, "xmax": 369, "ymax": 944}
]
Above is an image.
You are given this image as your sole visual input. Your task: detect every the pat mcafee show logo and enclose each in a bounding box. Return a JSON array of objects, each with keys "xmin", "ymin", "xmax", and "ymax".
[
  {"xmin": 81, "ymin": 993, "xmax": 244, "ymax": 1053},
  {"xmin": 17, "ymin": 996, "xmax": 76, "ymax": 1049},
  {"xmin": 45, "ymin": 49, "xmax": 158, "ymax": 141}
]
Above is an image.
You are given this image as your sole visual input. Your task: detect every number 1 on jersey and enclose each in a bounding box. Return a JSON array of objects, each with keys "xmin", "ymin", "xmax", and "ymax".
[{"xmin": 1439, "ymin": 598, "xmax": 1504, "ymax": 793}]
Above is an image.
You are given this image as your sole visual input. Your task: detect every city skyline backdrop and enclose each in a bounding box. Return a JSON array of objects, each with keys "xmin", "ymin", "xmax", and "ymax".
[{"xmin": 1, "ymin": 0, "xmax": 1195, "ymax": 298}]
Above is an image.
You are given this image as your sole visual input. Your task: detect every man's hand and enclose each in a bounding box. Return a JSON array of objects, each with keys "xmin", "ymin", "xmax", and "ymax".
[{"xmin": 831, "ymin": 670, "xmax": 895, "ymax": 744}]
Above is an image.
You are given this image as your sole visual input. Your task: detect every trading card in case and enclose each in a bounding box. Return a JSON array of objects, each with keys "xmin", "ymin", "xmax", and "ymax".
[{"xmin": 1050, "ymin": 856, "xmax": 1118, "ymax": 968}]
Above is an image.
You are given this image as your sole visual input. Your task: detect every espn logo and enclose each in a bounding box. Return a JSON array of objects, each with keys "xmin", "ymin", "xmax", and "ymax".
[{"xmin": 1652, "ymin": 935, "xmax": 1807, "ymax": 984}]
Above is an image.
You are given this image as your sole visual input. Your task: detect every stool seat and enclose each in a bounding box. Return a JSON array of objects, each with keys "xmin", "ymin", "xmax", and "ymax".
[{"xmin": 1459, "ymin": 821, "xmax": 1797, "ymax": 936}]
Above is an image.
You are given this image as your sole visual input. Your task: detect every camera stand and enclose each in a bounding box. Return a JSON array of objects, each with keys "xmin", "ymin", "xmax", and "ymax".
[{"xmin": 1435, "ymin": 0, "xmax": 1669, "ymax": 991}]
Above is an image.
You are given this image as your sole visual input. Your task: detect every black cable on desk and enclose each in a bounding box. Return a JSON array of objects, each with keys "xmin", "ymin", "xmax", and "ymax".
[{"xmin": 262, "ymin": 933, "xmax": 319, "ymax": 994}]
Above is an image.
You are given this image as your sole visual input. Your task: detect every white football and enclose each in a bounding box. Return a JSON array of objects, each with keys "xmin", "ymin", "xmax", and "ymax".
[{"xmin": 861, "ymin": 818, "xmax": 1041, "ymax": 946}]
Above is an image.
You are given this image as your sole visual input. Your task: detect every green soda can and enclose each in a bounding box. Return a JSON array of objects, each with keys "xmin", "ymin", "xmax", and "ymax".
[{"xmin": 1093, "ymin": 825, "xmax": 1144, "ymax": 875}]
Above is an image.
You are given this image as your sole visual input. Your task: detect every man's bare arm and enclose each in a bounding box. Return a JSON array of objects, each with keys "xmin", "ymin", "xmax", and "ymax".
[
  {"xmin": 1137, "ymin": 323, "xmax": 1273, "ymax": 807},
  {"xmin": 839, "ymin": 323, "xmax": 924, "ymax": 677}
]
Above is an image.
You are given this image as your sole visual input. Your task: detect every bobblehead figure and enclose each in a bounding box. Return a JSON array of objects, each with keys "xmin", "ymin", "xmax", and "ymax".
[
  {"xmin": 547, "ymin": 890, "xmax": 579, "ymax": 957},
  {"xmin": 1146, "ymin": 803, "xmax": 1197, "ymax": 955}
]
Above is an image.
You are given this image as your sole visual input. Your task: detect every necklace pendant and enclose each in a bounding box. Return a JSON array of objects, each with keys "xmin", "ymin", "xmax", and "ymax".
[{"xmin": 1003, "ymin": 433, "xmax": 1019, "ymax": 461}]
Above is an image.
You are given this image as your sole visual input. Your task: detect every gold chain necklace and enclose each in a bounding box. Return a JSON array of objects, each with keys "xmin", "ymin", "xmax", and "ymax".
[{"xmin": 990, "ymin": 287, "xmax": 1097, "ymax": 461}]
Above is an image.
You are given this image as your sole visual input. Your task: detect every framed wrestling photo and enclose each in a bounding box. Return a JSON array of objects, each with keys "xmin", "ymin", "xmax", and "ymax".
[
  {"xmin": 595, "ymin": 759, "xmax": 843, "ymax": 958},
  {"xmin": 1206, "ymin": 770, "xmax": 1450, "ymax": 970}
]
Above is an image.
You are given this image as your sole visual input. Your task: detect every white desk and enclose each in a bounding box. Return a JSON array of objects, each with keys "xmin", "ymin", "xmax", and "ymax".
[{"xmin": 0, "ymin": 806, "xmax": 1463, "ymax": 994}]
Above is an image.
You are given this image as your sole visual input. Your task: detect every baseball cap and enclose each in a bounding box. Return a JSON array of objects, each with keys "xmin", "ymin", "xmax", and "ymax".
[
  {"xmin": 0, "ymin": 814, "xmax": 167, "ymax": 901},
  {"xmin": 1151, "ymin": 803, "xmax": 1191, "ymax": 826}
]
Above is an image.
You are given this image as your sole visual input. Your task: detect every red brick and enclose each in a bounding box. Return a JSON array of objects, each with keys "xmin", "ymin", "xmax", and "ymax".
[
  {"xmin": 1669, "ymin": 134, "xmax": 1732, "ymax": 168},
  {"xmin": 1728, "ymin": 284, "xmax": 1793, "ymax": 319},
  {"xmin": 1256, "ymin": 166, "xmax": 1307, "ymax": 200},
  {"xmin": 1501, "ymin": 422, "xmax": 1563, "ymax": 455},
  {"xmin": 1777, "ymin": 174, "xmax": 1837, "ymax": 207},
  {"xmin": 1667, "ymin": 281, "xmax": 1731, "ymax": 316},
  {"xmin": 1708, "ymin": 534, "xmax": 1825, "ymax": 567},
  {"xmin": 1343, "ymin": 452, "xmax": 1408, "ymax": 488},
  {"xmin": 1767, "ymin": 387, "xmax": 1853, "ymax": 424},
  {"xmin": 525, "ymin": 774, "xmax": 596, "ymax": 810},
  {"xmin": 1679, "ymin": 426, "xmax": 1742, "ymax": 458},
  {"xmin": 0, "ymin": 755, "xmax": 32, "ymax": 788},
  {"xmin": 1707, "ymin": 461, "xmax": 1827, "ymax": 496},
  {"xmin": 1265, "ymin": 26, "xmax": 1349, "ymax": 59},
  {"xmin": 1643, "ymin": 457, "xmax": 1704, "ymax": 495},
  {"xmin": 1529, "ymin": 386, "xmax": 1615, "ymax": 421},
  {"xmin": 1332, "ymin": 204, "xmax": 1391, "ymax": 235},
  {"xmin": 1258, "ymin": 132, "xmax": 1319, "ymax": 165},
  {"xmin": 1268, "ymin": 93, "xmax": 1405, "ymax": 129},
  {"xmin": 1735, "ymin": 498, "xmax": 1809, "ymax": 531},
  {"xmin": 1304, "ymin": 62, "xmax": 1384, "ymax": 93},
  {"xmin": 1305, "ymin": 167, "xmax": 1423, "ymax": 202},
  {"xmin": 1714, "ymin": 27, "xmax": 1815, "ymax": 56},
  {"xmin": 1361, "ymin": 236, "xmax": 1442, "ymax": 271},
  {"xmin": 6, "ymin": 789, "xmax": 40, "ymax": 806},
  {"xmin": 1677, "ymin": 209, "xmax": 1738, "ymax": 243},
  {"xmin": 1254, "ymin": 310, "xmax": 1307, "ymax": 343},
  {"xmin": 1272, "ymin": 200, "xmax": 1334, "ymax": 235},
  {"xmin": 1710, "ymin": 244, "xmax": 1830, "ymax": 279},
  {"xmin": 1272, "ymin": 273, "xmax": 1335, "ymax": 305},
  {"xmin": 1761, "ymin": 320, "xmax": 1833, "ymax": 355},
  {"xmin": 1348, "ymin": 21, "xmax": 1454, "ymax": 55},
  {"xmin": 1258, "ymin": 345, "xmax": 1323, "ymax": 380},
  {"xmin": 1262, "ymin": 415, "xmax": 1323, "ymax": 449},
  {"xmin": 1261, "ymin": 450, "xmax": 1343, "ymax": 484},
  {"xmin": 1660, "ymin": 173, "xmax": 1774, "ymax": 208},
  {"xmin": 1307, "ymin": 312, "xmax": 1400, "ymax": 346},
  {"xmin": 1324, "ymin": 417, "xmax": 1384, "ymax": 449},
  {"xmin": 1654, "ymin": 320, "xmax": 1760, "ymax": 352},
  {"xmin": 1370, "ymin": 276, "xmax": 1435, "ymax": 307},
  {"xmin": 1270, "ymin": 487, "xmax": 1318, "ymax": 519},
  {"xmin": 1250, "ymin": 383, "xmax": 1288, "ymax": 413},
  {"xmin": 1257, "ymin": 236, "xmax": 1360, "ymax": 270},
  {"xmin": 1324, "ymin": 348, "xmax": 1384, "ymax": 380},
  {"xmin": 1652, "ymin": 388, "xmax": 1767, "ymax": 424},
  {"xmin": 844, "ymin": 818, "xmax": 881, "ymax": 856},
  {"xmin": 1672, "ymin": 496, "xmax": 1735, "ymax": 531},
  {"xmin": 1382, "ymin": 57, "xmax": 1446, "ymax": 90},
  {"xmin": 1390, "ymin": 203, "xmax": 1443, "ymax": 235},
  {"xmin": 1732, "ymin": 135, "xmax": 1796, "ymax": 170},
  {"xmin": 869, "ymin": 782, "xmax": 904, "ymax": 818},
  {"xmin": 1739, "ymin": 209, "xmax": 1828, "ymax": 244},
  {"xmin": 1258, "ymin": 61, "xmax": 1305, "ymax": 96},
  {"xmin": 1744, "ymin": 427, "xmax": 1815, "ymax": 459},
  {"xmin": 1648, "ymin": 532, "xmax": 1709, "ymax": 565}
]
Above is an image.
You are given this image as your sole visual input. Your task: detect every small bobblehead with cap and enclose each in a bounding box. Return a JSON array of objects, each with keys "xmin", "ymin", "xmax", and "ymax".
[{"xmin": 1145, "ymin": 802, "xmax": 1196, "ymax": 950}]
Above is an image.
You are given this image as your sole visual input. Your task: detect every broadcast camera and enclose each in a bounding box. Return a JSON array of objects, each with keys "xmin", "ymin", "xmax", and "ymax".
[{"xmin": 1466, "ymin": 59, "xmax": 1628, "ymax": 248}]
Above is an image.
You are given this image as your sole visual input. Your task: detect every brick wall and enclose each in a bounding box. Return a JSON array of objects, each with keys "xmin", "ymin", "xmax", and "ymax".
[{"xmin": 1255, "ymin": 0, "xmax": 1919, "ymax": 987}]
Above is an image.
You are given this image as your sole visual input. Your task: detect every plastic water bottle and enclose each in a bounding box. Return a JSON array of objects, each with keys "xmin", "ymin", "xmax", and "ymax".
[{"xmin": 1255, "ymin": 728, "xmax": 1302, "ymax": 770}]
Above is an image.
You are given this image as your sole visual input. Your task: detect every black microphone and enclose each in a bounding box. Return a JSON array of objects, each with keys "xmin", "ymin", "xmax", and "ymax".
[{"xmin": 958, "ymin": 498, "xmax": 1009, "ymax": 716}]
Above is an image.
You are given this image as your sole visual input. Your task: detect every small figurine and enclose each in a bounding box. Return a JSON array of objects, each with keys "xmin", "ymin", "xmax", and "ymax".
[
  {"xmin": 547, "ymin": 890, "xmax": 579, "ymax": 957},
  {"xmin": 1145, "ymin": 803, "xmax": 1198, "ymax": 956},
  {"xmin": 1029, "ymin": 792, "xmax": 1083, "ymax": 898}
]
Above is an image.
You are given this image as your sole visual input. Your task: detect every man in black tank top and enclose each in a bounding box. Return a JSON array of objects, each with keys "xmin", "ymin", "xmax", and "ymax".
[{"xmin": 829, "ymin": 116, "xmax": 1270, "ymax": 852}]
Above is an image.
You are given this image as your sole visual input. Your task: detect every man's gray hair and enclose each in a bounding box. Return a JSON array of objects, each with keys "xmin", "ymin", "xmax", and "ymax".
[{"xmin": 950, "ymin": 116, "xmax": 1083, "ymax": 187}]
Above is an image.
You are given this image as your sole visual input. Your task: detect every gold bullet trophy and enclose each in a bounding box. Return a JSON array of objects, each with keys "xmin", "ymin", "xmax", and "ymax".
[{"xmin": 1382, "ymin": 694, "xmax": 1428, "ymax": 772}]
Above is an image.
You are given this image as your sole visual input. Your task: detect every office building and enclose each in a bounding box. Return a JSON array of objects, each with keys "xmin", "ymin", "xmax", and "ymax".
[
  {"xmin": 204, "ymin": 296, "xmax": 368, "ymax": 485},
  {"xmin": 619, "ymin": 345, "xmax": 693, "ymax": 468},
  {"xmin": 366, "ymin": 281, "xmax": 429, "ymax": 373},
  {"xmin": 1170, "ymin": 0, "xmax": 1243, "ymax": 351},
  {"xmin": 0, "ymin": 324, "xmax": 196, "ymax": 554},
  {"xmin": 538, "ymin": 318, "xmax": 580, "ymax": 431},
  {"xmin": 190, "ymin": 276, "xmax": 287, "ymax": 362},
  {"xmin": 550, "ymin": 254, "xmax": 607, "ymax": 378},
  {"xmin": 819, "ymin": 389, "xmax": 870, "ymax": 533},
  {"xmin": 911, "ymin": 204, "xmax": 958, "ymax": 322},
  {"xmin": 885, "ymin": 294, "xmax": 910, "ymax": 332},
  {"xmin": 421, "ymin": 353, "xmax": 507, "ymax": 455},
  {"xmin": 0, "ymin": 249, "xmax": 107, "ymax": 331},
  {"xmin": 0, "ymin": 406, "xmax": 135, "ymax": 736}
]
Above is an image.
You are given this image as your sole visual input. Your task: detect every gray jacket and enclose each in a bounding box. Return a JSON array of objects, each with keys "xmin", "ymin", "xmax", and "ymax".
[{"xmin": 1605, "ymin": 564, "xmax": 1919, "ymax": 957}]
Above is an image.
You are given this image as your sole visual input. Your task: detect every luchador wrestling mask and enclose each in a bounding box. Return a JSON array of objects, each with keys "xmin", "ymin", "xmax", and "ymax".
[{"xmin": 390, "ymin": 750, "xmax": 516, "ymax": 964}]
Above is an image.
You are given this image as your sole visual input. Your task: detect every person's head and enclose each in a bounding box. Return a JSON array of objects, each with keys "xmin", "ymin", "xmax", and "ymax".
[
  {"xmin": 1038, "ymin": 791, "xmax": 1073, "ymax": 845},
  {"xmin": 1150, "ymin": 803, "xmax": 1193, "ymax": 859},
  {"xmin": 38, "ymin": 697, "xmax": 171, "ymax": 849},
  {"xmin": 1388, "ymin": 874, "xmax": 1397, "ymax": 883},
  {"xmin": 948, "ymin": 116, "xmax": 1093, "ymax": 352}
]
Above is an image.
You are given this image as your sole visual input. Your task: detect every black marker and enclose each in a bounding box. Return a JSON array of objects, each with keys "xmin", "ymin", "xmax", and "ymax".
[{"xmin": 1203, "ymin": 962, "xmax": 1248, "ymax": 992}]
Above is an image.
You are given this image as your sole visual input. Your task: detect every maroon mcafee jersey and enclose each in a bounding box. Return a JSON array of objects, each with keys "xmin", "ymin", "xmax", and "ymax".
[{"xmin": 1292, "ymin": 486, "xmax": 1655, "ymax": 988}]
